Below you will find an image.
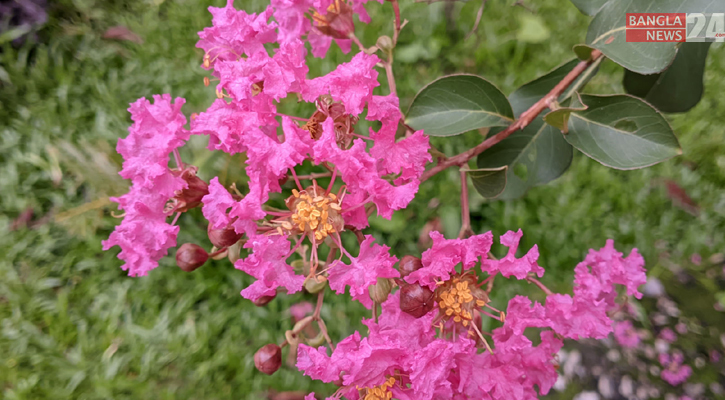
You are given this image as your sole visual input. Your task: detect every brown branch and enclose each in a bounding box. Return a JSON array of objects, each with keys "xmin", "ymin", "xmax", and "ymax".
[{"xmin": 420, "ymin": 49, "xmax": 603, "ymax": 182}]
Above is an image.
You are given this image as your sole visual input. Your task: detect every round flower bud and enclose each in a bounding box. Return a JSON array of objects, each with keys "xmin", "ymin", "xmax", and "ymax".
[
  {"xmin": 369, "ymin": 277, "xmax": 393, "ymax": 304},
  {"xmin": 399, "ymin": 255, "xmax": 423, "ymax": 278},
  {"xmin": 207, "ymin": 223, "xmax": 243, "ymax": 248},
  {"xmin": 304, "ymin": 276, "xmax": 328, "ymax": 294},
  {"xmin": 399, "ymin": 283, "xmax": 435, "ymax": 318},
  {"xmin": 254, "ymin": 344, "xmax": 282, "ymax": 375},
  {"xmin": 176, "ymin": 243, "xmax": 208, "ymax": 272},
  {"xmin": 376, "ymin": 35, "xmax": 394, "ymax": 52},
  {"xmin": 252, "ymin": 293, "xmax": 276, "ymax": 307}
]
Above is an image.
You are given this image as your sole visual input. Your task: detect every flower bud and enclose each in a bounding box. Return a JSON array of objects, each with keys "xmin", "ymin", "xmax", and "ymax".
[
  {"xmin": 253, "ymin": 293, "xmax": 276, "ymax": 307},
  {"xmin": 399, "ymin": 255, "xmax": 423, "ymax": 278},
  {"xmin": 369, "ymin": 277, "xmax": 393, "ymax": 304},
  {"xmin": 170, "ymin": 166, "xmax": 209, "ymax": 212},
  {"xmin": 176, "ymin": 243, "xmax": 208, "ymax": 272},
  {"xmin": 399, "ymin": 283, "xmax": 435, "ymax": 318},
  {"xmin": 207, "ymin": 223, "xmax": 243, "ymax": 248},
  {"xmin": 254, "ymin": 344, "xmax": 282, "ymax": 375},
  {"xmin": 304, "ymin": 276, "xmax": 328, "ymax": 294},
  {"xmin": 376, "ymin": 35, "xmax": 394, "ymax": 52}
]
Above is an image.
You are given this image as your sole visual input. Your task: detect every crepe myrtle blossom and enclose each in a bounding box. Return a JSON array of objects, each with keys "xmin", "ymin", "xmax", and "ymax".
[
  {"xmin": 298, "ymin": 232, "xmax": 646, "ymax": 399},
  {"xmin": 105, "ymin": 0, "xmax": 430, "ymax": 290},
  {"xmin": 103, "ymin": 95, "xmax": 209, "ymax": 277},
  {"xmin": 197, "ymin": 0, "xmax": 377, "ymax": 64},
  {"xmin": 659, "ymin": 352, "xmax": 692, "ymax": 386}
]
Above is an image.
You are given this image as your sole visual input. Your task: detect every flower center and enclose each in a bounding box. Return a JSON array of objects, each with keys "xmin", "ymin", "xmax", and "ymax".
[
  {"xmin": 435, "ymin": 275, "xmax": 488, "ymax": 327},
  {"xmin": 283, "ymin": 187, "xmax": 343, "ymax": 242},
  {"xmin": 362, "ymin": 377, "xmax": 396, "ymax": 400}
]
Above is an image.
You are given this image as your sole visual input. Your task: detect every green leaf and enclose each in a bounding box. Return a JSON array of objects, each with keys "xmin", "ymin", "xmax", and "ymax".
[
  {"xmin": 543, "ymin": 93, "xmax": 587, "ymax": 132},
  {"xmin": 405, "ymin": 74, "xmax": 514, "ymax": 137},
  {"xmin": 475, "ymin": 60, "xmax": 590, "ymax": 200},
  {"xmin": 569, "ymin": 0, "xmax": 610, "ymax": 16},
  {"xmin": 585, "ymin": 0, "xmax": 724, "ymax": 74},
  {"xmin": 466, "ymin": 167, "xmax": 508, "ymax": 199},
  {"xmin": 547, "ymin": 94, "xmax": 682, "ymax": 169},
  {"xmin": 623, "ymin": 42, "xmax": 711, "ymax": 113}
]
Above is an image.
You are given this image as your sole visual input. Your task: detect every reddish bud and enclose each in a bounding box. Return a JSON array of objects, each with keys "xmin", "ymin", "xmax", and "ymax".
[
  {"xmin": 176, "ymin": 243, "xmax": 209, "ymax": 272},
  {"xmin": 170, "ymin": 166, "xmax": 209, "ymax": 212},
  {"xmin": 399, "ymin": 283, "xmax": 435, "ymax": 318},
  {"xmin": 207, "ymin": 223, "xmax": 242, "ymax": 248},
  {"xmin": 399, "ymin": 255, "xmax": 423, "ymax": 278},
  {"xmin": 253, "ymin": 293, "xmax": 277, "ymax": 307},
  {"xmin": 255, "ymin": 344, "xmax": 282, "ymax": 375}
]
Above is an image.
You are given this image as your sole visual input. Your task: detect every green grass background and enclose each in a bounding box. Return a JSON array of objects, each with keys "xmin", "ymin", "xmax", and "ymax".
[{"xmin": 1, "ymin": 0, "xmax": 724, "ymax": 398}]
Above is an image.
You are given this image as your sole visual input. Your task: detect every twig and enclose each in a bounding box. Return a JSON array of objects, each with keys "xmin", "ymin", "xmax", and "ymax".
[
  {"xmin": 464, "ymin": 0, "xmax": 487, "ymax": 41},
  {"xmin": 420, "ymin": 49, "xmax": 603, "ymax": 182},
  {"xmin": 458, "ymin": 169, "xmax": 473, "ymax": 239}
]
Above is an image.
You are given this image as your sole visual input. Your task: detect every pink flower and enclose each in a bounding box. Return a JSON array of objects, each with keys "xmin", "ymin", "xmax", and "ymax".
[
  {"xmin": 191, "ymin": 98, "xmax": 277, "ymax": 155},
  {"xmin": 116, "ymin": 95, "xmax": 189, "ymax": 187},
  {"xmin": 303, "ymin": 52, "xmax": 380, "ymax": 116},
  {"xmin": 369, "ymin": 101, "xmax": 432, "ymax": 184},
  {"xmin": 544, "ymin": 293, "xmax": 612, "ymax": 339},
  {"xmin": 613, "ymin": 320, "xmax": 641, "ymax": 348},
  {"xmin": 201, "ymin": 177, "xmax": 236, "ymax": 230},
  {"xmin": 271, "ymin": 0, "xmax": 313, "ymax": 44},
  {"xmin": 659, "ymin": 352, "xmax": 692, "ymax": 386},
  {"xmin": 214, "ymin": 40, "xmax": 308, "ymax": 101},
  {"xmin": 104, "ymin": 95, "xmax": 191, "ymax": 277},
  {"xmin": 405, "ymin": 231, "xmax": 493, "ymax": 290},
  {"xmin": 290, "ymin": 302, "xmax": 314, "ymax": 321},
  {"xmin": 582, "ymin": 239, "xmax": 646, "ymax": 300},
  {"xmin": 659, "ymin": 327, "xmax": 677, "ymax": 343},
  {"xmin": 234, "ymin": 234, "xmax": 305, "ymax": 301},
  {"xmin": 482, "ymin": 229, "xmax": 544, "ymax": 280},
  {"xmin": 196, "ymin": 1, "xmax": 277, "ymax": 65},
  {"xmin": 328, "ymin": 235, "xmax": 399, "ymax": 308}
]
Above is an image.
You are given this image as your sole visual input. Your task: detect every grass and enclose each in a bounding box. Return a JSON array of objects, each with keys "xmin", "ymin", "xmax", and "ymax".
[{"xmin": 1, "ymin": 0, "xmax": 724, "ymax": 398}]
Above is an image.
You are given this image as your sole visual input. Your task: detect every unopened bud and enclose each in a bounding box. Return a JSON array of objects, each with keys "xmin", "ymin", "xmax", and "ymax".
[
  {"xmin": 254, "ymin": 344, "xmax": 282, "ymax": 375},
  {"xmin": 171, "ymin": 166, "xmax": 209, "ymax": 212},
  {"xmin": 176, "ymin": 243, "xmax": 208, "ymax": 272},
  {"xmin": 208, "ymin": 223, "xmax": 242, "ymax": 248},
  {"xmin": 399, "ymin": 255, "xmax": 423, "ymax": 278},
  {"xmin": 253, "ymin": 292, "xmax": 276, "ymax": 307},
  {"xmin": 304, "ymin": 275, "xmax": 328, "ymax": 294},
  {"xmin": 376, "ymin": 35, "xmax": 394, "ymax": 52},
  {"xmin": 369, "ymin": 277, "xmax": 393, "ymax": 304},
  {"xmin": 399, "ymin": 283, "xmax": 435, "ymax": 318}
]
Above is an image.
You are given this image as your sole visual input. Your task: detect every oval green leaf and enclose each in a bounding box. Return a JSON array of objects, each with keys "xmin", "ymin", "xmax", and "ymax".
[
  {"xmin": 475, "ymin": 60, "xmax": 588, "ymax": 200},
  {"xmin": 466, "ymin": 167, "xmax": 508, "ymax": 199},
  {"xmin": 623, "ymin": 42, "xmax": 711, "ymax": 113},
  {"xmin": 405, "ymin": 74, "xmax": 514, "ymax": 137},
  {"xmin": 569, "ymin": 0, "xmax": 610, "ymax": 16},
  {"xmin": 585, "ymin": 0, "xmax": 723, "ymax": 74},
  {"xmin": 548, "ymin": 94, "xmax": 682, "ymax": 169}
]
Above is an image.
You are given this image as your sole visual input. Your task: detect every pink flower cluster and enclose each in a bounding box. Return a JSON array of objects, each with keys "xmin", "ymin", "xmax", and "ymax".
[
  {"xmin": 104, "ymin": 0, "xmax": 430, "ymax": 301},
  {"xmin": 299, "ymin": 233, "xmax": 647, "ymax": 399},
  {"xmin": 102, "ymin": 1, "xmax": 652, "ymax": 399}
]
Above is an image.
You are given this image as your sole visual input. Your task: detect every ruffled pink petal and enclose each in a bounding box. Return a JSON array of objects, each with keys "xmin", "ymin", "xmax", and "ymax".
[
  {"xmin": 406, "ymin": 231, "xmax": 493, "ymax": 290},
  {"xmin": 328, "ymin": 235, "xmax": 399, "ymax": 308},
  {"xmin": 235, "ymin": 234, "xmax": 305, "ymax": 301},
  {"xmin": 481, "ymin": 229, "xmax": 543, "ymax": 280},
  {"xmin": 201, "ymin": 177, "xmax": 236, "ymax": 230}
]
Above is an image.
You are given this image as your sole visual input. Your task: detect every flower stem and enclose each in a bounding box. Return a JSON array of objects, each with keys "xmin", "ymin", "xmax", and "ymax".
[
  {"xmin": 420, "ymin": 50, "xmax": 603, "ymax": 182},
  {"xmin": 526, "ymin": 276, "xmax": 554, "ymax": 296}
]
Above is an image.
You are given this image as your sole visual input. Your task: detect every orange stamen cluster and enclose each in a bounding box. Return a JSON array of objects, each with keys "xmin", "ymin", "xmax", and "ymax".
[
  {"xmin": 437, "ymin": 278, "xmax": 486, "ymax": 327},
  {"xmin": 361, "ymin": 377, "xmax": 395, "ymax": 400},
  {"xmin": 283, "ymin": 188, "xmax": 342, "ymax": 241}
]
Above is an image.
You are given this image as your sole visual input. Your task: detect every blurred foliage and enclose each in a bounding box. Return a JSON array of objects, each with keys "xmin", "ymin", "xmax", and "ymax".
[{"xmin": 1, "ymin": 0, "xmax": 724, "ymax": 398}]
